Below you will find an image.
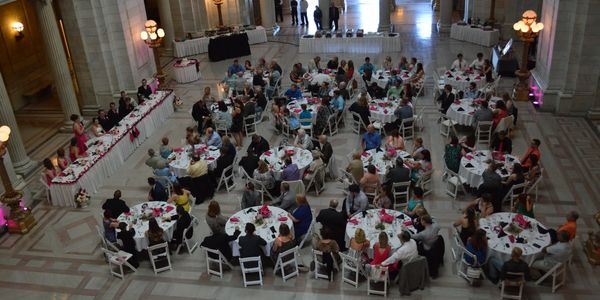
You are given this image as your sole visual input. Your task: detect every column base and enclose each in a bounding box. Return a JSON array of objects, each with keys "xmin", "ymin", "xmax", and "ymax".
[
  {"xmin": 59, "ymin": 120, "xmax": 74, "ymax": 133},
  {"xmin": 12, "ymin": 159, "xmax": 38, "ymax": 178},
  {"xmin": 377, "ymin": 25, "xmax": 391, "ymax": 33},
  {"xmin": 437, "ymin": 22, "xmax": 451, "ymax": 33},
  {"xmin": 81, "ymin": 104, "xmax": 102, "ymax": 117},
  {"xmin": 514, "ymin": 69, "xmax": 531, "ymax": 102}
]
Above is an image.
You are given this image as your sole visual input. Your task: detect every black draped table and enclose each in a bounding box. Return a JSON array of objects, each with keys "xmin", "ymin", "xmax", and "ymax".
[{"xmin": 208, "ymin": 33, "xmax": 251, "ymax": 61}]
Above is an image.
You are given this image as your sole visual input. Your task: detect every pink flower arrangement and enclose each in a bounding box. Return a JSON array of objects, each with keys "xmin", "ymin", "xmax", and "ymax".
[
  {"xmin": 259, "ymin": 204, "xmax": 271, "ymax": 218},
  {"xmin": 386, "ymin": 148, "xmax": 397, "ymax": 158},
  {"xmin": 286, "ymin": 149, "xmax": 295, "ymax": 156},
  {"xmin": 512, "ymin": 214, "xmax": 531, "ymax": 229},
  {"xmin": 379, "ymin": 209, "xmax": 394, "ymax": 224}
]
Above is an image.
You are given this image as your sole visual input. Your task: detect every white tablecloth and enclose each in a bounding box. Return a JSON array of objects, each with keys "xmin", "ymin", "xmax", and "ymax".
[
  {"xmin": 116, "ymin": 202, "xmax": 178, "ymax": 252},
  {"xmin": 446, "ymin": 97, "xmax": 499, "ymax": 126},
  {"xmin": 299, "ymin": 35, "xmax": 402, "ymax": 53},
  {"xmin": 225, "ymin": 206, "xmax": 293, "ymax": 257},
  {"xmin": 168, "ymin": 144, "xmax": 220, "ymax": 177},
  {"xmin": 50, "ymin": 91, "xmax": 175, "ymax": 207},
  {"xmin": 259, "ymin": 146, "xmax": 313, "ymax": 181},
  {"xmin": 173, "ymin": 59, "xmax": 200, "ymax": 83},
  {"xmin": 367, "ymin": 98, "xmax": 400, "ymax": 123},
  {"xmin": 360, "ymin": 149, "xmax": 412, "ymax": 181},
  {"xmin": 287, "ymin": 98, "xmax": 320, "ymax": 121},
  {"xmin": 458, "ymin": 150, "xmax": 518, "ymax": 188},
  {"xmin": 439, "ymin": 70, "xmax": 486, "ymax": 92},
  {"xmin": 346, "ymin": 209, "xmax": 416, "ymax": 258},
  {"xmin": 479, "ymin": 213, "xmax": 551, "ymax": 264},
  {"xmin": 450, "ymin": 24, "xmax": 500, "ymax": 47},
  {"xmin": 173, "ymin": 26, "xmax": 268, "ymax": 58}
]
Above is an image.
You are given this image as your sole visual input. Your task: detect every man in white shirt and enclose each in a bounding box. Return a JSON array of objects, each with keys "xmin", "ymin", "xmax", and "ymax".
[
  {"xmin": 300, "ymin": 0, "xmax": 309, "ymax": 26},
  {"xmin": 470, "ymin": 52, "xmax": 485, "ymax": 71},
  {"xmin": 293, "ymin": 128, "xmax": 313, "ymax": 150},
  {"xmin": 450, "ymin": 53, "xmax": 468, "ymax": 71},
  {"xmin": 531, "ymin": 230, "xmax": 572, "ymax": 279},
  {"xmin": 381, "ymin": 231, "xmax": 419, "ymax": 277}
]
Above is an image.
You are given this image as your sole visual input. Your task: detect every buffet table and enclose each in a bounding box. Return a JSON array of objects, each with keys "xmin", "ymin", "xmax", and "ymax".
[
  {"xmin": 50, "ymin": 90, "xmax": 175, "ymax": 207},
  {"xmin": 173, "ymin": 59, "xmax": 200, "ymax": 83},
  {"xmin": 450, "ymin": 24, "xmax": 500, "ymax": 47},
  {"xmin": 299, "ymin": 34, "xmax": 402, "ymax": 53},
  {"xmin": 173, "ymin": 26, "xmax": 268, "ymax": 58}
]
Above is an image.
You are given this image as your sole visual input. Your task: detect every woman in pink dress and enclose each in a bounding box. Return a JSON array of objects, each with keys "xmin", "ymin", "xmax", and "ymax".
[
  {"xmin": 68, "ymin": 137, "xmax": 82, "ymax": 162},
  {"xmin": 370, "ymin": 232, "xmax": 397, "ymax": 273},
  {"xmin": 42, "ymin": 158, "xmax": 59, "ymax": 185},
  {"xmin": 56, "ymin": 148, "xmax": 69, "ymax": 171},
  {"xmin": 71, "ymin": 114, "xmax": 88, "ymax": 154}
]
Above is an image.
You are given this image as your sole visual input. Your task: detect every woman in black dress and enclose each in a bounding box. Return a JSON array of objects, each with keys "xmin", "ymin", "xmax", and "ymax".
[
  {"xmin": 230, "ymin": 103, "xmax": 244, "ymax": 149},
  {"xmin": 483, "ymin": 59, "xmax": 494, "ymax": 83},
  {"xmin": 117, "ymin": 222, "xmax": 140, "ymax": 268}
]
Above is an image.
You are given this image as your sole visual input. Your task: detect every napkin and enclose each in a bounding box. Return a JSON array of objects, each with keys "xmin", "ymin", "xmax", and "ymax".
[
  {"xmin": 465, "ymin": 163, "xmax": 474, "ymax": 168},
  {"xmin": 403, "ymin": 219, "xmax": 413, "ymax": 226},
  {"xmin": 361, "ymin": 152, "xmax": 369, "ymax": 157},
  {"xmin": 294, "ymin": 109, "xmax": 302, "ymax": 113},
  {"xmin": 165, "ymin": 206, "xmax": 174, "ymax": 212},
  {"xmin": 468, "ymin": 111, "xmax": 475, "ymax": 115},
  {"xmin": 124, "ymin": 211, "xmax": 132, "ymax": 216},
  {"xmin": 230, "ymin": 217, "xmax": 240, "ymax": 222},
  {"xmin": 475, "ymin": 76, "xmax": 481, "ymax": 80},
  {"xmin": 455, "ymin": 76, "xmax": 462, "ymax": 80},
  {"xmin": 349, "ymin": 219, "xmax": 359, "ymax": 225},
  {"xmin": 537, "ymin": 224, "xmax": 549, "ymax": 234},
  {"xmin": 264, "ymin": 151, "xmax": 272, "ymax": 156},
  {"xmin": 464, "ymin": 155, "xmax": 473, "ymax": 160},
  {"xmin": 206, "ymin": 157, "xmax": 215, "ymax": 161},
  {"xmin": 457, "ymin": 107, "xmax": 465, "ymax": 112},
  {"xmin": 383, "ymin": 109, "xmax": 389, "ymax": 114},
  {"xmin": 370, "ymin": 106, "xmax": 377, "ymax": 111},
  {"xmin": 508, "ymin": 235, "xmax": 515, "ymax": 243},
  {"xmin": 277, "ymin": 217, "xmax": 288, "ymax": 222},
  {"xmin": 453, "ymin": 100, "xmax": 461, "ymax": 105}
]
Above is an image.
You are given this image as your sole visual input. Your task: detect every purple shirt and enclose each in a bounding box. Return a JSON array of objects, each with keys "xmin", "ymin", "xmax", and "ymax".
[{"xmin": 281, "ymin": 163, "xmax": 301, "ymax": 181}]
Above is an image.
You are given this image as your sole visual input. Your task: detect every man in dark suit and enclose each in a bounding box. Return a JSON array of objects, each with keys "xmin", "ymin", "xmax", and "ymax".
[
  {"xmin": 147, "ymin": 177, "xmax": 168, "ymax": 202},
  {"xmin": 437, "ymin": 84, "xmax": 455, "ymax": 114},
  {"xmin": 384, "ymin": 157, "xmax": 411, "ymax": 193},
  {"xmin": 97, "ymin": 109, "xmax": 113, "ymax": 132},
  {"xmin": 315, "ymin": 135, "xmax": 333, "ymax": 165},
  {"xmin": 491, "ymin": 131, "xmax": 513, "ymax": 154},
  {"xmin": 102, "ymin": 190, "xmax": 130, "ymax": 218},
  {"xmin": 316, "ymin": 199, "xmax": 347, "ymax": 251},
  {"xmin": 201, "ymin": 227, "xmax": 241, "ymax": 261},
  {"xmin": 137, "ymin": 78, "xmax": 152, "ymax": 99},
  {"xmin": 273, "ymin": 182, "xmax": 297, "ymax": 212},
  {"xmin": 247, "ymin": 134, "xmax": 270, "ymax": 157},
  {"xmin": 238, "ymin": 149, "xmax": 259, "ymax": 178},
  {"xmin": 238, "ymin": 223, "xmax": 267, "ymax": 260},
  {"xmin": 212, "ymin": 147, "xmax": 235, "ymax": 186},
  {"xmin": 107, "ymin": 102, "xmax": 120, "ymax": 124}
]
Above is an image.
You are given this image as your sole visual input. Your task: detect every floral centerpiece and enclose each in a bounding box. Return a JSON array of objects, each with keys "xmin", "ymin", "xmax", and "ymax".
[
  {"xmin": 173, "ymin": 96, "xmax": 184, "ymax": 111},
  {"xmin": 512, "ymin": 214, "xmax": 531, "ymax": 230},
  {"xmin": 375, "ymin": 222, "xmax": 386, "ymax": 230},
  {"xmin": 286, "ymin": 149, "xmax": 296, "ymax": 157},
  {"xmin": 379, "ymin": 209, "xmax": 394, "ymax": 224},
  {"xmin": 259, "ymin": 204, "xmax": 271, "ymax": 218},
  {"xmin": 74, "ymin": 188, "xmax": 90, "ymax": 208},
  {"xmin": 383, "ymin": 149, "xmax": 397, "ymax": 160}
]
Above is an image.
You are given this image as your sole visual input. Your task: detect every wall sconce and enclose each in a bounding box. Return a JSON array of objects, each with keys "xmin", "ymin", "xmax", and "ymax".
[{"xmin": 11, "ymin": 22, "xmax": 24, "ymax": 40}]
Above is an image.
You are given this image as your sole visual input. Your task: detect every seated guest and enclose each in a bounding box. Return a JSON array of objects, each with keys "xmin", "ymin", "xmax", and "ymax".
[
  {"xmin": 163, "ymin": 205, "xmax": 192, "ymax": 250},
  {"xmin": 512, "ymin": 194, "xmax": 535, "ymax": 218},
  {"xmin": 281, "ymin": 157, "xmax": 301, "ymax": 181},
  {"xmin": 221, "ymin": 136, "xmax": 236, "ymax": 161},
  {"xmin": 358, "ymin": 57, "xmax": 375, "ymax": 75},
  {"xmin": 464, "ymin": 193, "xmax": 495, "ymax": 219},
  {"xmin": 492, "ymin": 99, "xmax": 508, "ymax": 128},
  {"xmin": 338, "ymin": 81, "xmax": 350, "ymax": 100},
  {"xmin": 271, "ymin": 223, "xmax": 296, "ymax": 264},
  {"xmin": 489, "ymin": 246, "xmax": 530, "ymax": 284},
  {"xmin": 212, "ymin": 147, "xmax": 234, "ymax": 183},
  {"xmin": 346, "ymin": 152, "xmax": 364, "ymax": 183},
  {"xmin": 42, "ymin": 158, "xmax": 59, "ymax": 185},
  {"xmin": 450, "ymin": 53, "xmax": 468, "ymax": 71},
  {"xmin": 398, "ymin": 56, "xmax": 409, "ymax": 70},
  {"xmin": 404, "ymin": 187, "xmax": 425, "ymax": 218},
  {"xmin": 253, "ymin": 70, "xmax": 266, "ymax": 87},
  {"xmin": 360, "ymin": 165, "xmax": 380, "ymax": 193},
  {"xmin": 412, "ymin": 214, "xmax": 440, "ymax": 253},
  {"xmin": 69, "ymin": 137, "xmax": 85, "ymax": 162},
  {"xmin": 118, "ymin": 95, "xmax": 134, "ymax": 119},
  {"xmin": 107, "ymin": 102, "xmax": 120, "ymax": 124},
  {"xmin": 241, "ymin": 93, "xmax": 255, "ymax": 117},
  {"xmin": 187, "ymin": 155, "xmax": 208, "ymax": 179},
  {"xmin": 254, "ymin": 161, "xmax": 277, "ymax": 196},
  {"xmin": 373, "ymin": 185, "xmax": 393, "ymax": 209},
  {"xmin": 215, "ymin": 101, "xmax": 232, "ymax": 129},
  {"xmin": 289, "ymin": 63, "xmax": 306, "ymax": 84},
  {"xmin": 330, "ymin": 90, "xmax": 345, "ymax": 113},
  {"xmin": 406, "ymin": 149, "xmax": 432, "ymax": 183},
  {"xmin": 186, "ymin": 126, "xmax": 201, "ymax": 145},
  {"xmin": 167, "ymin": 183, "xmax": 191, "ymax": 212},
  {"xmin": 241, "ymin": 182, "xmax": 262, "ymax": 209},
  {"xmin": 472, "ymin": 100, "xmax": 494, "ymax": 126},
  {"xmin": 307, "ymin": 56, "xmax": 321, "ymax": 73},
  {"xmin": 239, "ymin": 223, "xmax": 267, "ymax": 259},
  {"xmin": 349, "ymin": 94, "xmax": 371, "ymax": 128},
  {"xmin": 500, "ymin": 163, "xmax": 526, "ymax": 199},
  {"xmin": 137, "ymin": 78, "xmax": 152, "ymax": 98},
  {"xmin": 491, "ymin": 131, "xmax": 512, "ymax": 154},
  {"xmin": 453, "ymin": 207, "xmax": 477, "ymax": 245},
  {"xmin": 288, "ymin": 194, "xmax": 313, "ymax": 244},
  {"xmin": 383, "ymin": 157, "xmax": 410, "ymax": 187},
  {"xmin": 56, "ymin": 148, "xmax": 69, "ymax": 171},
  {"xmin": 205, "ymin": 127, "xmax": 222, "ymax": 148},
  {"xmin": 201, "ymin": 226, "xmax": 241, "ymax": 262},
  {"xmin": 367, "ymin": 82, "xmax": 385, "ymax": 99},
  {"xmin": 239, "ymin": 149, "xmax": 259, "ymax": 178},
  {"xmin": 102, "ymin": 210, "xmax": 118, "ymax": 243},
  {"xmin": 303, "ymin": 151, "xmax": 324, "ymax": 183},
  {"xmin": 293, "ymin": 128, "xmax": 312, "ymax": 150},
  {"xmin": 464, "ymin": 229, "xmax": 488, "ymax": 266},
  {"xmin": 254, "ymin": 88, "xmax": 268, "ymax": 119},
  {"xmin": 437, "ymin": 84, "xmax": 455, "ymax": 114},
  {"xmin": 102, "ymin": 190, "xmax": 130, "ymax": 218},
  {"xmin": 159, "ymin": 137, "xmax": 173, "ymax": 159},
  {"xmin": 313, "ymin": 227, "xmax": 341, "ymax": 274},
  {"xmin": 387, "ymin": 80, "xmax": 404, "ymax": 99},
  {"xmin": 385, "ymin": 97, "xmax": 412, "ymax": 132},
  {"xmin": 327, "ymin": 56, "xmax": 339, "ymax": 70},
  {"xmin": 247, "ymin": 134, "xmax": 270, "ymax": 157},
  {"xmin": 362, "ymin": 124, "xmax": 382, "ymax": 151},
  {"xmin": 97, "ymin": 109, "xmax": 113, "ymax": 132},
  {"xmin": 520, "ymin": 138, "xmax": 541, "ymax": 171},
  {"xmin": 385, "ymin": 129, "xmax": 405, "ymax": 151},
  {"xmin": 350, "ymin": 228, "xmax": 370, "ymax": 254},
  {"xmin": 147, "ymin": 177, "xmax": 168, "ymax": 202},
  {"xmin": 192, "ymin": 100, "xmax": 212, "ymax": 133},
  {"xmin": 244, "ymin": 60, "xmax": 253, "ymax": 72},
  {"xmin": 408, "ymin": 57, "xmax": 418, "ymax": 71},
  {"xmin": 227, "ymin": 59, "xmax": 245, "ymax": 76},
  {"xmin": 370, "ymin": 232, "xmax": 393, "ymax": 272},
  {"xmin": 345, "ymin": 184, "xmax": 368, "ymax": 217},
  {"xmin": 380, "ymin": 231, "xmax": 419, "ymax": 279},
  {"xmin": 361, "ymin": 69, "xmax": 373, "ymax": 89},
  {"xmin": 206, "ymin": 200, "xmax": 228, "ymax": 234},
  {"xmin": 411, "ymin": 137, "xmax": 426, "ymax": 159},
  {"xmin": 299, "ymin": 104, "xmax": 312, "ymax": 126},
  {"xmin": 526, "ymin": 155, "xmax": 541, "ymax": 182},
  {"xmin": 316, "ymin": 199, "xmax": 347, "ymax": 251},
  {"xmin": 470, "ymin": 52, "xmax": 485, "ymax": 71},
  {"xmin": 153, "ymin": 160, "xmax": 176, "ymax": 183},
  {"xmin": 553, "ymin": 211, "xmax": 579, "ymax": 242},
  {"xmin": 480, "ymin": 162, "xmax": 503, "ymax": 211},
  {"xmin": 145, "ymin": 217, "xmax": 166, "ymax": 248},
  {"xmin": 273, "ymin": 182, "xmax": 297, "ymax": 212},
  {"xmin": 145, "ymin": 148, "xmax": 167, "ymax": 170},
  {"xmin": 116, "ymin": 222, "xmax": 140, "ymax": 268},
  {"xmin": 443, "ymin": 135, "xmax": 462, "ymax": 173},
  {"xmin": 531, "ymin": 231, "xmax": 572, "ymax": 280},
  {"xmin": 465, "ymin": 82, "xmax": 482, "ymax": 99},
  {"xmin": 316, "ymin": 135, "xmax": 333, "ymax": 165}
]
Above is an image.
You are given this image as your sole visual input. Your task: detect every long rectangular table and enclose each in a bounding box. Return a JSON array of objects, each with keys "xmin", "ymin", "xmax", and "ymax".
[
  {"xmin": 50, "ymin": 90, "xmax": 175, "ymax": 207},
  {"xmin": 173, "ymin": 26, "xmax": 268, "ymax": 58},
  {"xmin": 450, "ymin": 23, "xmax": 500, "ymax": 47},
  {"xmin": 299, "ymin": 34, "xmax": 402, "ymax": 53},
  {"xmin": 208, "ymin": 33, "xmax": 251, "ymax": 61}
]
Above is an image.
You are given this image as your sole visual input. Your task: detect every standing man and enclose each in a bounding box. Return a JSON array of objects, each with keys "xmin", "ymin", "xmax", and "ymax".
[
  {"xmin": 314, "ymin": 5, "xmax": 322, "ymax": 30},
  {"xmin": 274, "ymin": 0, "xmax": 284, "ymax": 22},
  {"xmin": 290, "ymin": 0, "xmax": 299, "ymax": 25},
  {"xmin": 300, "ymin": 0, "xmax": 309, "ymax": 26},
  {"xmin": 329, "ymin": 3, "xmax": 340, "ymax": 30}
]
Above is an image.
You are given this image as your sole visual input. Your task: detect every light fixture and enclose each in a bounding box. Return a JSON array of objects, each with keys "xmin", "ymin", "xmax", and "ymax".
[
  {"xmin": 140, "ymin": 20, "xmax": 165, "ymax": 83},
  {"xmin": 11, "ymin": 22, "xmax": 24, "ymax": 40},
  {"xmin": 512, "ymin": 10, "xmax": 544, "ymax": 102}
]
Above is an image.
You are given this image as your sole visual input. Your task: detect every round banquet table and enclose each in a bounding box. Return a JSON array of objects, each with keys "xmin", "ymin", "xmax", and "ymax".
[
  {"xmin": 225, "ymin": 205, "xmax": 294, "ymax": 257},
  {"xmin": 367, "ymin": 98, "xmax": 401, "ymax": 123},
  {"xmin": 173, "ymin": 59, "xmax": 201, "ymax": 83},
  {"xmin": 259, "ymin": 146, "xmax": 313, "ymax": 181},
  {"xmin": 210, "ymin": 99, "xmax": 234, "ymax": 114},
  {"xmin": 168, "ymin": 144, "xmax": 220, "ymax": 177},
  {"xmin": 372, "ymin": 69, "xmax": 412, "ymax": 89},
  {"xmin": 286, "ymin": 98, "xmax": 321, "ymax": 121},
  {"xmin": 458, "ymin": 150, "xmax": 518, "ymax": 188},
  {"xmin": 346, "ymin": 209, "xmax": 417, "ymax": 258},
  {"xmin": 479, "ymin": 212, "xmax": 552, "ymax": 264},
  {"xmin": 305, "ymin": 71, "xmax": 334, "ymax": 86},
  {"xmin": 360, "ymin": 148, "xmax": 412, "ymax": 181},
  {"xmin": 117, "ymin": 202, "xmax": 178, "ymax": 252},
  {"xmin": 242, "ymin": 71, "xmax": 269, "ymax": 86},
  {"xmin": 446, "ymin": 97, "xmax": 500, "ymax": 126},
  {"xmin": 439, "ymin": 70, "xmax": 485, "ymax": 91}
]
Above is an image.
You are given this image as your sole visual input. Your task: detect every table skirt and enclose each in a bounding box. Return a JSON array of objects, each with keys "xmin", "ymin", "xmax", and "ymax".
[
  {"xmin": 173, "ymin": 26, "xmax": 268, "ymax": 58},
  {"xmin": 299, "ymin": 35, "xmax": 402, "ymax": 53},
  {"xmin": 173, "ymin": 64, "xmax": 201, "ymax": 83},
  {"xmin": 450, "ymin": 24, "xmax": 500, "ymax": 47}
]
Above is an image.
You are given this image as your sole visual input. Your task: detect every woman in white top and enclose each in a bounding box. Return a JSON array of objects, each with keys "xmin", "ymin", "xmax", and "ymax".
[{"xmin": 90, "ymin": 117, "xmax": 104, "ymax": 137}]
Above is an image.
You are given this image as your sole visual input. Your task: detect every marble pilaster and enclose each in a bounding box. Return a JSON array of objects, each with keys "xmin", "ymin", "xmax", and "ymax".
[
  {"xmin": 438, "ymin": 0, "xmax": 452, "ymax": 33},
  {"xmin": 260, "ymin": 0, "xmax": 276, "ymax": 32},
  {"xmin": 157, "ymin": 0, "xmax": 176, "ymax": 47},
  {"xmin": 377, "ymin": 0, "xmax": 391, "ymax": 32},
  {"xmin": 318, "ymin": 0, "xmax": 330, "ymax": 30}
]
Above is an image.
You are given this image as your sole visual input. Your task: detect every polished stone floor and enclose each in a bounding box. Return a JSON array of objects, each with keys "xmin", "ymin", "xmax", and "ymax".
[{"xmin": 2, "ymin": 1, "xmax": 600, "ymax": 299}]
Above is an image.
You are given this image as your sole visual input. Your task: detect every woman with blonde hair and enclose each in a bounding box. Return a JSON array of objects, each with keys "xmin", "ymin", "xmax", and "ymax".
[
  {"xmin": 205, "ymin": 200, "xmax": 228, "ymax": 234},
  {"xmin": 350, "ymin": 228, "xmax": 370, "ymax": 253},
  {"xmin": 370, "ymin": 232, "xmax": 392, "ymax": 268}
]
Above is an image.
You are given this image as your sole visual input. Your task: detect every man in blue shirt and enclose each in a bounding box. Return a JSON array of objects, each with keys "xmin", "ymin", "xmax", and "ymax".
[
  {"xmin": 284, "ymin": 83, "xmax": 302, "ymax": 100},
  {"xmin": 362, "ymin": 124, "xmax": 381, "ymax": 151},
  {"xmin": 358, "ymin": 57, "xmax": 375, "ymax": 75},
  {"xmin": 330, "ymin": 90, "xmax": 345, "ymax": 112},
  {"xmin": 205, "ymin": 127, "xmax": 222, "ymax": 148},
  {"xmin": 464, "ymin": 82, "xmax": 481, "ymax": 99},
  {"xmin": 227, "ymin": 59, "xmax": 245, "ymax": 76},
  {"xmin": 299, "ymin": 104, "xmax": 312, "ymax": 126}
]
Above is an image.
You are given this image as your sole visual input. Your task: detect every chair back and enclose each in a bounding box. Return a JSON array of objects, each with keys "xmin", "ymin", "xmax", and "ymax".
[
  {"xmin": 501, "ymin": 272, "xmax": 525, "ymax": 300},
  {"xmin": 239, "ymin": 256, "xmax": 264, "ymax": 287},
  {"xmin": 350, "ymin": 111, "xmax": 363, "ymax": 134},
  {"xmin": 392, "ymin": 181, "xmax": 411, "ymax": 209},
  {"xmin": 400, "ymin": 117, "xmax": 415, "ymax": 140},
  {"xmin": 179, "ymin": 222, "xmax": 198, "ymax": 254},
  {"xmin": 363, "ymin": 183, "xmax": 379, "ymax": 201},
  {"xmin": 312, "ymin": 249, "xmax": 334, "ymax": 281},
  {"xmin": 153, "ymin": 176, "xmax": 173, "ymax": 196},
  {"xmin": 340, "ymin": 251, "xmax": 362, "ymax": 287},
  {"xmin": 244, "ymin": 114, "xmax": 257, "ymax": 136},
  {"xmin": 367, "ymin": 265, "xmax": 389, "ymax": 296},
  {"xmin": 274, "ymin": 246, "xmax": 299, "ymax": 281},
  {"xmin": 326, "ymin": 113, "xmax": 338, "ymax": 136},
  {"xmin": 147, "ymin": 242, "xmax": 172, "ymax": 274},
  {"xmin": 306, "ymin": 165, "xmax": 326, "ymax": 195},
  {"xmin": 494, "ymin": 115, "xmax": 514, "ymax": 134},
  {"xmin": 202, "ymin": 246, "xmax": 233, "ymax": 278},
  {"xmin": 505, "ymin": 182, "xmax": 528, "ymax": 208},
  {"xmin": 297, "ymin": 219, "xmax": 315, "ymax": 249},
  {"xmin": 475, "ymin": 121, "xmax": 493, "ymax": 146},
  {"xmin": 416, "ymin": 171, "xmax": 433, "ymax": 196},
  {"xmin": 216, "ymin": 165, "xmax": 236, "ymax": 193},
  {"xmin": 282, "ymin": 180, "xmax": 305, "ymax": 195}
]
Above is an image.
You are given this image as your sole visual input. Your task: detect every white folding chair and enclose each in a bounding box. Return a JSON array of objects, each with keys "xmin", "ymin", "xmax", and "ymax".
[
  {"xmin": 440, "ymin": 114, "xmax": 458, "ymax": 138},
  {"xmin": 526, "ymin": 167, "xmax": 544, "ymax": 201},
  {"xmin": 392, "ymin": 181, "xmax": 411, "ymax": 209},
  {"xmin": 215, "ymin": 119, "xmax": 229, "ymax": 137},
  {"xmin": 147, "ymin": 242, "xmax": 172, "ymax": 274},
  {"xmin": 96, "ymin": 225, "xmax": 119, "ymax": 252},
  {"xmin": 239, "ymin": 256, "xmax": 264, "ymax": 287},
  {"xmin": 350, "ymin": 111, "xmax": 366, "ymax": 135},
  {"xmin": 305, "ymin": 165, "xmax": 326, "ymax": 195},
  {"xmin": 535, "ymin": 258, "xmax": 569, "ymax": 293},
  {"xmin": 101, "ymin": 248, "xmax": 137, "ymax": 279},
  {"xmin": 246, "ymin": 175, "xmax": 274, "ymax": 202},
  {"xmin": 273, "ymin": 246, "xmax": 300, "ymax": 281},
  {"xmin": 39, "ymin": 174, "xmax": 51, "ymax": 205},
  {"xmin": 445, "ymin": 167, "xmax": 467, "ymax": 202},
  {"xmin": 494, "ymin": 115, "xmax": 515, "ymax": 136},
  {"xmin": 413, "ymin": 106, "xmax": 425, "ymax": 132},
  {"xmin": 502, "ymin": 182, "xmax": 528, "ymax": 208},
  {"xmin": 298, "ymin": 220, "xmax": 315, "ymax": 250},
  {"xmin": 399, "ymin": 117, "xmax": 415, "ymax": 140},
  {"xmin": 340, "ymin": 251, "xmax": 363, "ymax": 288},
  {"xmin": 216, "ymin": 165, "xmax": 236, "ymax": 193},
  {"xmin": 367, "ymin": 265, "xmax": 389, "ymax": 296},
  {"xmin": 456, "ymin": 240, "xmax": 481, "ymax": 285},
  {"xmin": 176, "ymin": 221, "xmax": 199, "ymax": 255},
  {"xmin": 153, "ymin": 176, "xmax": 173, "ymax": 196},
  {"xmin": 500, "ymin": 272, "xmax": 525, "ymax": 299},
  {"xmin": 416, "ymin": 171, "xmax": 433, "ymax": 197},
  {"xmin": 475, "ymin": 121, "xmax": 493, "ymax": 147},
  {"xmin": 312, "ymin": 249, "xmax": 337, "ymax": 281},
  {"xmin": 244, "ymin": 114, "xmax": 257, "ymax": 136},
  {"xmin": 282, "ymin": 179, "xmax": 305, "ymax": 195},
  {"xmin": 202, "ymin": 246, "xmax": 234, "ymax": 278},
  {"xmin": 362, "ymin": 183, "xmax": 379, "ymax": 202},
  {"xmin": 326, "ymin": 113, "xmax": 338, "ymax": 136},
  {"xmin": 299, "ymin": 118, "xmax": 313, "ymax": 137}
]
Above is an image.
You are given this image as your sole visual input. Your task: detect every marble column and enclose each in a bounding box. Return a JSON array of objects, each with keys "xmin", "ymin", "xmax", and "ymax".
[
  {"xmin": 438, "ymin": 0, "xmax": 453, "ymax": 32},
  {"xmin": 157, "ymin": 0, "xmax": 176, "ymax": 47},
  {"xmin": 260, "ymin": 0, "xmax": 276, "ymax": 32},
  {"xmin": 378, "ymin": 0, "xmax": 391, "ymax": 32},
  {"xmin": 319, "ymin": 0, "xmax": 330, "ymax": 30},
  {"xmin": 34, "ymin": 0, "xmax": 81, "ymax": 128},
  {"xmin": 0, "ymin": 73, "xmax": 36, "ymax": 176}
]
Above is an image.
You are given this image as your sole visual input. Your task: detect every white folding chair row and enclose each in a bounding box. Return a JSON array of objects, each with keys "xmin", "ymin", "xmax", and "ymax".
[{"xmin": 202, "ymin": 246, "xmax": 234, "ymax": 278}]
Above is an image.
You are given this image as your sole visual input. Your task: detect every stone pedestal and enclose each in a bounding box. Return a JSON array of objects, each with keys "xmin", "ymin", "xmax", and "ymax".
[
  {"xmin": 378, "ymin": 0, "xmax": 391, "ymax": 32},
  {"xmin": 319, "ymin": 0, "xmax": 331, "ymax": 30}
]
